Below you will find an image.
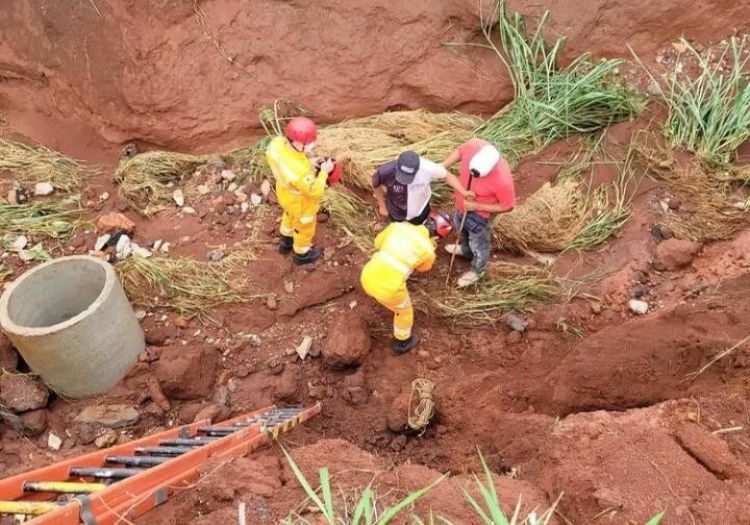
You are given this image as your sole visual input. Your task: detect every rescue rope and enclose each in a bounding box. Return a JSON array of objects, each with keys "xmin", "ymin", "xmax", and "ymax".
[{"xmin": 407, "ymin": 378, "xmax": 435, "ymax": 432}]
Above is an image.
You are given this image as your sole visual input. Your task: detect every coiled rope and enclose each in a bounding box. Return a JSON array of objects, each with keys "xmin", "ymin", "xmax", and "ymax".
[{"xmin": 407, "ymin": 378, "xmax": 435, "ymax": 432}]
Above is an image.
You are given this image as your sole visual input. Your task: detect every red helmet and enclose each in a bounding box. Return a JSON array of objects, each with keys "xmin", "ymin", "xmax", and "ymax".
[
  {"xmin": 425, "ymin": 211, "xmax": 453, "ymax": 239},
  {"xmin": 285, "ymin": 116, "xmax": 317, "ymax": 145}
]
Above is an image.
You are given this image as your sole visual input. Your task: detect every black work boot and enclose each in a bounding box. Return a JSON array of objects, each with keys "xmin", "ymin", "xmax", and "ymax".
[
  {"xmin": 393, "ymin": 335, "xmax": 419, "ymax": 355},
  {"xmin": 293, "ymin": 248, "xmax": 323, "ymax": 266},
  {"xmin": 278, "ymin": 235, "xmax": 293, "ymax": 255}
]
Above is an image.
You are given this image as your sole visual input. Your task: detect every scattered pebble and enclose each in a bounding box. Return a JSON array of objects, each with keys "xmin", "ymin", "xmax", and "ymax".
[
  {"xmin": 349, "ymin": 301, "xmax": 358, "ymax": 309},
  {"xmin": 160, "ymin": 242, "xmax": 171, "ymax": 253},
  {"xmin": 152, "ymin": 239, "xmax": 163, "ymax": 251},
  {"xmin": 284, "ymin": 280, "xmax": 294, "ymax": 294},
  {"xmin": 134, "ymin": 310, "xmax": 147, "ymax": 321},
  {"xmin": 10, "ymin": 235, "xmax": 28, "ymax": 251},
  {"xmin": 505, "ymin": 312, "xmax": 528, "ymax": 333},
  {"xmin": 240, "ymin": 202, "xmax": 250, "ymax": 214},
  {"xmin": 115, "ymin": 235, "xmax": 133, "ymax": 260},
  {"xmin": 131, "ymin": 243, "xmax": 152, "ymax": 258},
  {"xmin": 94, "ymin": 430, "xmax": 118, "ymax": 449},
  {"xmin": 296, "ymin": 336, "xmax": 313, "ymax": 360},
  {"xmin": 628, "ymin": 299, "xmax": 649, "ymax": 315},
  {"xmin": 228, "ymin": 182, "xmax": 239, "ymax": 192},
  {"xmin": 181, "ymin": 206, "xmax": 197, "ymax": 215},
  {"xmin": 172, "ymin": 189, "xmax": 185, "ymax": 207},
  {"xmin": 197, "ymin": 184, "xmax": 211, "ymax": 196},
  {"xmin": 221, "ymin": 169, "xmax": 236, "ymax": 182},
  {"xmin": 99, "ymin": 192, "xmax": 110, "ymax": 202},
  {"xmin": 34, "ymin": 182, "xmax": 54, "ymax": 197},
  {"xmin": 47, "ymin": 432, "xmax": 62, "ymax": 451},
  {"xmin": 260, "ymin": 179, "xmax": 272, "ymax": 198},
  {"xmin": 250, "ymin": 193, "xmax": 263, "ymax": 206},
  {"xmin": 206, "ymin": 249, "xmax": 224, "ymax": 262}
]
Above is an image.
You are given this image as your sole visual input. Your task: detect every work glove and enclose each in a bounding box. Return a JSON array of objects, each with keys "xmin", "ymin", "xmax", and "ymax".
[{"xmin": 319, "ymin": 157, "xmax": 335, "ymax": 174}]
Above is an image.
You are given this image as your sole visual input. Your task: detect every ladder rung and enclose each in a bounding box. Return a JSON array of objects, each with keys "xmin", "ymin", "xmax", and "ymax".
[
  {"xmin": 198, "ymin": 426, "xmax": 240, "ymax": 436},
  {"xmin": 135, "ymin": 446, "xmax": 192, "ymax": 456},
  {"xmin": 70, "ymin": 467, "xmax": 144, "ymax": 480},
  {"xmin": 159, "ymin": 438, "xmax": 217, "ymax": 447},
  {"xmin": 24, "ymin": 481, "xmax": 106, "ymax": 494},
  {"xmin": 0, "ymin": 500, "xmax": 62, "ymax": 516},
  {"xmin": 104, "ymin": 456, "xmax": 171, "ymax": 467}
]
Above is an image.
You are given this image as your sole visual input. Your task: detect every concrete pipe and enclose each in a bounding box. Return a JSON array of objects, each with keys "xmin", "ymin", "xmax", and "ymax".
[{"xmin": 0, "ymin": 255, "xmax": 145, "ymax": 398}]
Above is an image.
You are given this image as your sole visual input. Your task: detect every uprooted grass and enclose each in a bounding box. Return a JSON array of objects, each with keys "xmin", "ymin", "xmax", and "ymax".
[
  {"xmin": 635, "ymin": 36, "xmax": 750, "ymax": 165},
  {"xmin": 0, "ymin": 195, "xmax": 82, "ymax": 239},
  {"xmin": 636, "ymin": 136, "xmax": 749, "ymax": 242},
  {"xmin": 429, "ymin": 262, "xmax": 566, "ymax": 322},
  {"xmin": 114, "ymin": 151, "xmax": 210, "ymax": 215},
  {"xmin": 0, "ymin": 139, "xmax": 91, "ymax": 192},
  {"xmin": 493, "ymin": 142, "xmax": 635, "ymax": 253},
  {"xmin": 116, "ymin": 245, "xmax": 263, "ymax": 318},
  {"xmin": 475, "ymin": 0, "xmax": 643, "ymax": 163},
  {"xmin": 321, "ymin": 187, "xmax": 376, "ymax": 252}
]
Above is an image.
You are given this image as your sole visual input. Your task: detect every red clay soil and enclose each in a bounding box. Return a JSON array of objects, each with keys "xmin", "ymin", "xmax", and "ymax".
[
  {"xmin": 1, "ymin": 0, "xmax": 749, "ymax": 155},
  {"xmin": 3, "ymin": 7, "xmax": 750, "ymax": 525}
]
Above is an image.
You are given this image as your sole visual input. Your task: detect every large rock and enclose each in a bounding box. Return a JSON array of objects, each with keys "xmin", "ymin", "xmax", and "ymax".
[
  {"xmin": 0, "ymin": 374, "xmax": 49, "ymax": 412},
  {"xmin": 653, "ymin": 239, "xmax": 701, "ymax": 271},
  {"xmin": 322, "ymin": 311, "xmax": 371, "ymax": 368},
  {"xmin": 154, "ymin": 345, "xmax": 219, "ymax": 400},
  {"xmin": 75, "ymin": 404, "xmax": 140, "ymax": 428}
]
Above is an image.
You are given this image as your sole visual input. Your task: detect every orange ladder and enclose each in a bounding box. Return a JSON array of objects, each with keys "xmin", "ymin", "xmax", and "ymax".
[{"xmin": 0, "ymin": 404, "xmax": 321, "ymax": 524}]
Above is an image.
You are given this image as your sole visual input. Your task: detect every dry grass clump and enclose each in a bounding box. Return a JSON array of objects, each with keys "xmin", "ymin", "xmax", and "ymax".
[
  {"xmin": 637, "ymin": 137, "xmax": 748, "ymax": 242},
  {"xmin": 432, "ymin": 262, "xmax": 564, "ymax": 322},
  {"xmin": 116, "ymin": 246, "xmax": 261, "ymax": 318},
  {"xmin": 320, "ymin": 187, "xmax": 375, "ymax": 251},
  {"xmin": 114, "ymin": 151, "xmax": 210, "ymax": 215},
  {"xmin": 0, "ymin": 196, "xmax": 82, "ymax": 239},
  {"xmin": 0, "ymin": 139, "xmax": 91, "ymax": 192}
]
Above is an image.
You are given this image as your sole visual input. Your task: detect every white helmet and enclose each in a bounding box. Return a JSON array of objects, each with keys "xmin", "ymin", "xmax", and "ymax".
[{"xmin": 469, "ymin": 145, "xmax": 501, "ymax": 178}]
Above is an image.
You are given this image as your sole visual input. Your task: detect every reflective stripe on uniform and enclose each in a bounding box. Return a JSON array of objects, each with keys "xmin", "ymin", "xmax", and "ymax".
[
  {"xmin": 267, "ymin": 142, "xmax": 301, "ymax": 186},
  {"xmin": 394, "ymin": 325, "xmax": 411, "ymax": 339},
  {"xmin": 299, "ymin": 215, "xmax": 315, "ymax": 224},
  {"xmin": 375, "ymin": 251, "xmax": 411, "ymax": 276}
]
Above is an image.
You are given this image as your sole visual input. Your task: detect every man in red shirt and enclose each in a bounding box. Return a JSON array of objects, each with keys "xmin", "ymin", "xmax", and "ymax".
[{"xmin": 442, "ymin": 139, "xmax": 516, "ymax": 287}]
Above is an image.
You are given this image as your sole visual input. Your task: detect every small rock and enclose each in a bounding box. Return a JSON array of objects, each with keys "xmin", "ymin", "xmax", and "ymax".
[
  {"xmin": 115, "ymin": 234, "xmax": 132, "ymax": 260},
  {"xmin": 147, "ymin": 376, "xmax": 171, "ymax": 412},
  {"xmin": 668, "ymin": 196, "xmax": 682, "ymax": 210},
  {"xmin": 75, "ymin": 405, "xmax": 140, "ymax": 428},
  {"xmin": 650, "ymin": 223, "xmax": 674, "ymax": 243},
  {"xmin": 267, "ymin": 357, "xmax": 285, "ymax": 375},
  {"xmin": 284, "ymin": 280, "xmax": 294, "ymax": 294},
  {"xmin": 296, "ymin": 336, "xmax": 313, "ymax": 360},
  {"xmin": 181, "ymin": 206, "xmax": 197, "ymax": 215},
  {"xmin": 0, "ymin": 374, "xmax": 50, "ymax": 412},
  {"xmin": 10, "ymin": 235, "xmax": 28, "ymax": 251},
  {"xmin": 240, "ymin": 202, "xmax": 250, "ymax": 214},
  {"xmin": 247, "ymin": 334, "xmax": 262, "ymax": 347},
  {"xmin": 20, "ymin": 409, "xmax": 49, "ymax": 436},
  {"xmin": 177, "ymin": 402, "xmax": 204, "ymax": 424},
  {"xmin": 260, "ymin": 180, "xmax": 272, "ymax": 198},
  {"xmin": 234, "ymin": 190, "xmax": 249, "ymax": 203},
  {"xmin": 653, "ymin": 239, "xmax": 701, "ymax": 271},
  {"xmin": 172, "ymin": 189, "xmax": 185, "ymax": 207},
  {"xmin": 206, "ymin": 249, "xmax": 224, "ymax": 262},
  {"xmin": 227, "ymin": 182, "xmax": 239, "ymax": 193},
  {"xmin": 273, "ymin": 369, "xmax": 298, "ymax": 402},
  {"xmin": 94, "ymin": 429, "xmax": 118, "ymax": 449},
  {"xmin": 97, "ymin": 212, "xmax": 135, "ymax": 234},
  {"xmin": 134, "ymin": 310, "xmax": 147, "ymax": 321},
  {"xmin": 590, "ymin": 302, "xmax": 602, "ymax": 315},
  {"xmin": 160, "ymin": 242, "xmax": 171, "ymax": 253},
  {"xmin": 628, "ymin": 299, "xmax": 649, "ymax": 315},
  {"xmin": 349, "ymin": 301, "xmax": 358, "ymax": 309},
  {"xmin": 266, "ymin": 295, "xmax": 279, "ymax": 310},
  {"xmin": 308, "ymin": 383, "xmax": 327, "ymax": 400},
  {"xmin": 505, "ymin": 313, "xmax": 528, "ymax": 333},
  {"xmin": 0, "ymin": 334, "xmax": 19, "ymax": 371},
  {"xmin": 174, "ymin": 315, "xmax": 189, "ymax": 328},
  {"xmin": 34, "ymin": 182, "xmax": 54, "ymax": 196},
  {"xmin": 197, "ymin": 184, "xmax": 211, "ymax": 196},
  {"xmin": 131, "ymin": 243, "xmax": 152, "ymax": 258},
  {"xmin": 221, "ymin": 169, "xmax": 236, "ymax": 182},
  {"xmin": 47, "ymin": 432, "xmax": 62, "ymax": 451},
  {"xmin": 630, "ymin": 284, "xmax": 650, "ymax": 299},
  {"xmin": 98, "ymin": 192, "xmax": 110, "ymax": 202},
  {"xmin": 389, "ymin": 435, "xmax": 407, "ymax": 452},
  {"xmin": 250, "ymin": 193, "xmax": 263, "ymax": 206},
  {"xmin": 94, "ymin": 234, "xmax": 111, "ymax": 251},
  {"xmin": 7, "ymin": 187, "xmax": 28, "ymax": 205}
]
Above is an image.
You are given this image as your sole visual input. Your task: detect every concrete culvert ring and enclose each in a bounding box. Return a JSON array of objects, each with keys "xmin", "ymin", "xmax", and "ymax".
[{"xmin": 0, "ymin": 255, "xmax": 145, "ymax": 398}]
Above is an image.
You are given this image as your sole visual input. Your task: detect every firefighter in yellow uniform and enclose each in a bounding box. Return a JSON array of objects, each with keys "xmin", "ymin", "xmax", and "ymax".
[
  {"xmin": 361, "ymin": 212, "xmax": 452, "ymax": 354},
  {"xmin": 265, "ymin": 116, "xmax": 341, "ymax": 265}
]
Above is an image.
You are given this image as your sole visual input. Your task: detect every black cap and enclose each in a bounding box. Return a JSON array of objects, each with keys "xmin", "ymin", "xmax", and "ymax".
[{"xmin": 395, "ymin": 151, "xmax": 420, "ymax": 185}]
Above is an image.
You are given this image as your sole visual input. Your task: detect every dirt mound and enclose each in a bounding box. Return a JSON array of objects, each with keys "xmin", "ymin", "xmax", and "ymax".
[
  {"xmin": 2, "ymin": 1, "xmax": 748, "ymax": 154},
  {"xmin": 524, "ymin": 410, "xmax": 750, "ymax": 524},
  {"xmin": 542, "ymin": 275, "xmax": 750, "ymax": 414}
]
